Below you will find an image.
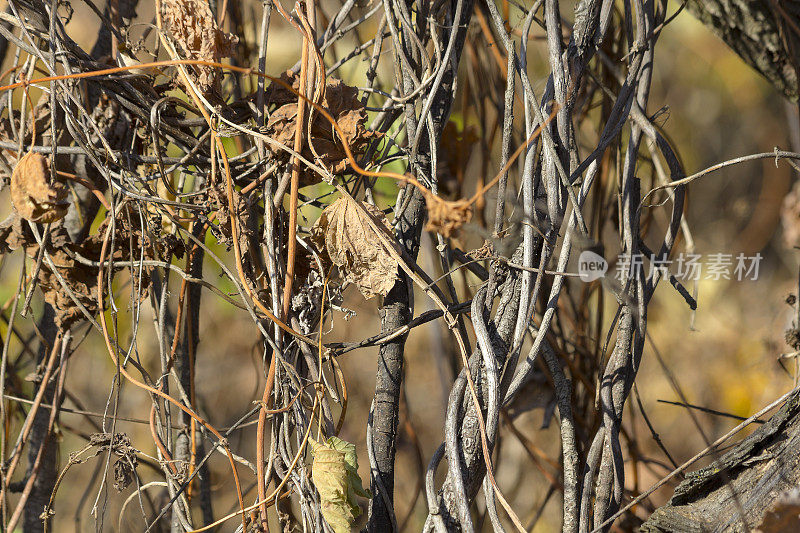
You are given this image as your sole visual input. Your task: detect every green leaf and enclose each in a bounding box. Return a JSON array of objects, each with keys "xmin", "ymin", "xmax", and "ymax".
[{"xmin": 310, "ymin": 437, "xmax": 371, "ymax": 532}]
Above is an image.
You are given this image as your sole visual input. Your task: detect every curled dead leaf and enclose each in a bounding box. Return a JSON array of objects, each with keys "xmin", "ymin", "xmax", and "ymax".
[
  {"xmin": 311, "ymin": 195, "xmax": 399, "ymax": 299},
  {"xmin": 0, "ymin": 206, "xmax": 161, "ymax": 329},
  {"xmin": 264, "ymin": 72, "xmax": 377, "ymax": 185},
  {"xmin": 161, "ymin": 0, "xmax": 238, "ymax": 93},
  {"xmin": 424, "ymin": 192, "xmax": 472, "ymax": 238},
  {"xmin": 11, "ymin": 152, "xmax": 69, "ymax": 223},
  {"xmin": 310, "ymin": 437, "xmax": 370, "ymax": 533}
]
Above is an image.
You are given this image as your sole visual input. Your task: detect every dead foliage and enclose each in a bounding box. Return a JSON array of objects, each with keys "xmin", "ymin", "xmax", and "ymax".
[
  {"xmin": 311, "ymin": 195, "xmax": 399, "ymax": 299},
  {"xmin": 264, "ymin": 71, "xmax": 378, "ymax": 185},
  {"xmin": 310, "ymin": 436, "xmax": 371, "ymax": 533},
  {"xmin": 87, "ymin": 433, "xmax": 139, "ymax": 492},
  {"xmin": 423, "ymin": 192, "xmax": 473, "ymax": 238},
  {"xmin": 209, "ymin": 185, "xmax": 255, "ymax": 259},
  {"xmin": 161, "ymin": 0, "xmax": 238, "ymax": 93},
  {"xmin": 0, "ymin": 206, "xmax": 176, "ymax": 328},
  {"xmin": 10, "ymin": 152, "xmax": 69, "ymax": 223}
]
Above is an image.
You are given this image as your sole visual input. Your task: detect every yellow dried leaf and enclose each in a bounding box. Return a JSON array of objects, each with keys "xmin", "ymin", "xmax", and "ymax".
[
  {"xmin": 310, "ymin": 437, "xmax": 370, "ymax": 533},
  {"xmin": 161, "ymin": 0, "xmax": 238, "ymax": 93},
  {"xmin": 311, "ymin": 196, "xmax": 399, "ymax": 299},
  {"xmin": 10, "ymin": 152, "xmax": 68, "ymax": 223}
]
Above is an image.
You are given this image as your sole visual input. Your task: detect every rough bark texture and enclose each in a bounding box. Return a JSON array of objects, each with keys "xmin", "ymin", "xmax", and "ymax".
[
  {"xmin": 22, "ymin": 306, "xmax": 59, "ymax": 533},
  {"xmin": 641, "ymin": 389, "xmax": 800, "ymax": 532},
  {"xmin": 369, "ymin": 188, "xmax": 424, "ymax": 533},
  {"xmin": 431, "ymin": 250, "xmax": 527, "ymax": 530},
  {"xmin": 686, "ymin": 0, "xmax": 800, "ymax": 101},
  {"xmin": 367, "ymin": 0, "xmax": 475, "ymax": 529}
]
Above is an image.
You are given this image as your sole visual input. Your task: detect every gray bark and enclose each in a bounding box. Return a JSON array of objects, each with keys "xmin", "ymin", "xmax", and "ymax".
[
  {"xmin": 641, "ymin": 389, "xmax": 800, "ymax": 532},
  {"xmin": 22, "ymin": 306, "xmax": 58, "ymax": 533},
  {"xmin": 428, "ymin": 247, "xmax": 528, "ymax": 531},
  {"xmin": 686, "ymin": 0, "xmax": 800, "ymax": 101},
  {"xmin": 367, "ymin": 0, "xmax": 475, "ymax": 529}
]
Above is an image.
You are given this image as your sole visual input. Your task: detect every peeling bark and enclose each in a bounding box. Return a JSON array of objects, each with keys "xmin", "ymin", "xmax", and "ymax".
[{"xmin": 642, "ymin": 390, "xmax": 800, "ymax": 532}]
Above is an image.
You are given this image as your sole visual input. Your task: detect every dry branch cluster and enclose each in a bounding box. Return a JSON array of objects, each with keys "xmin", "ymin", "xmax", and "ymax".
[{"xmin": 0, "ymin": 0, "xmax": 795, "ymax": 533}]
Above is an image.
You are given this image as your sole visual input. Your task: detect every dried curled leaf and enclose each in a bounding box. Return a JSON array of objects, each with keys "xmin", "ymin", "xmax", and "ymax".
[
  {"xmin": 0, "ymin": 206, "xmax": 164, "ymax": 329},
  {"xmin": 161, "ymin": 0, "xmax": 238, "ymax": 93},
  {"xmin": 310, "ymin": 437, "xmax": 370, "ymax": 533},
  {"xmin": 11, "ymin": 152, "xmax": 69, "ymax": 223},
  {"xmin": 424, "ymin": 192, "xmax": 472, "ymax": 238},
  {"xmin": 0, "ymin": 94, "xmax": 53, "ymax": 177},
  {"xmin": 264, "ymin": 72, "xmax": 378, "ymax": 185},
  {"xmin": 311, "ymin": 196, "xmax": 399, "ymax": 299}
]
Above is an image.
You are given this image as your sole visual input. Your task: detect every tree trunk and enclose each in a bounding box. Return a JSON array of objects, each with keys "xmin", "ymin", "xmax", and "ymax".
[
  {"xmin": 367, "ymin": 0, "xmax": 475, "ymax": 529},
  {"xmin": 22, "ymin": 306, "xmax": 59, "ymax": 533}
]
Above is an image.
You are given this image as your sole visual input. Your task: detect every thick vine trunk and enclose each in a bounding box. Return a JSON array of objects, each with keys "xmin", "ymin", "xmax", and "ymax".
[
  {"xmin": 23, "ymin": 307, "xmax": 59, "ymax": 533},
  {"xmin": 367, "ymin": 0, "xmax": 475, "ymax": 529},
  {"xmin": 686, "ymin": 0, "xmax": 800, "ymax": 101}
]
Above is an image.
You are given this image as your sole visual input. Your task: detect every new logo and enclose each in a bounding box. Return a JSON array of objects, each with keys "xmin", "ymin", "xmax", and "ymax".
[{"xmin": 578, "ymin": 250, "xmax": 608, "ymax": 282}]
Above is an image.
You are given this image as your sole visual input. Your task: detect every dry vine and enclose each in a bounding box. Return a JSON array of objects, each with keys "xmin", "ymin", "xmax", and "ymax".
[{"xmin": 1, "ymin": 0, "xmax": 799, "ymax": 532}]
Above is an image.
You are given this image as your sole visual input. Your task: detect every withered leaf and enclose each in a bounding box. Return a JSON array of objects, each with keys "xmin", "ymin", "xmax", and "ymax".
[
  {"xmin": 0, "ymin": 206, "xmax": 160, "ymax": 329},
  {"xmin": 11, "ymin": 152, "xmax": 69, "ymax": 223},
  {"xmin": 424, "ymin": 193, "xmax": 472, "ymax": 238},
  {"xmin": 310, "ymin": 437, "xmax": 370, "ymax": 533},
  {"xmin": 264, "ymin": 73, "xmax": 378, "ymax": 185},
  {"xmin": 161, "ymin": 0, "xmax": 238, "ymax": 93},
  {"xmin": 113, "ymin": 459, "xmax": 134, "ymax": 492},
  {"xmin": 0, "ymin": 94, "xmax": 52, "ymax": 175},
  {"xmin": 311, "ymin": 195, "xmax": 399, "ymax": 299}
]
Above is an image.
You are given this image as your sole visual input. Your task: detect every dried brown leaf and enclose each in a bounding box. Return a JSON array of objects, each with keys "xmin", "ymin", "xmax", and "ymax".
[
  {"xmin": 264, "ymin": 73, "xmax": 378, "ymax": 185},
  {"xmin": 0, "ymin": 207, "xmax": 159, "ymax": 329},
  {"xmin": 209, "ymin": 186, "xmax": 254, "ymax": 253},
  {"xmin": 11, "ymin": 152, "xmax": 69, "ymax": 223},
  {"xmin": 162, "ymin": 0, "xmax": 238, "ymax": 93},
  {"xmin": 424, "ymin": 193, "xmax": 472, "ymax": 238},
  {"xmin": 311, "ymin": 195, "xmax": 399, "ymax": 299}
]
